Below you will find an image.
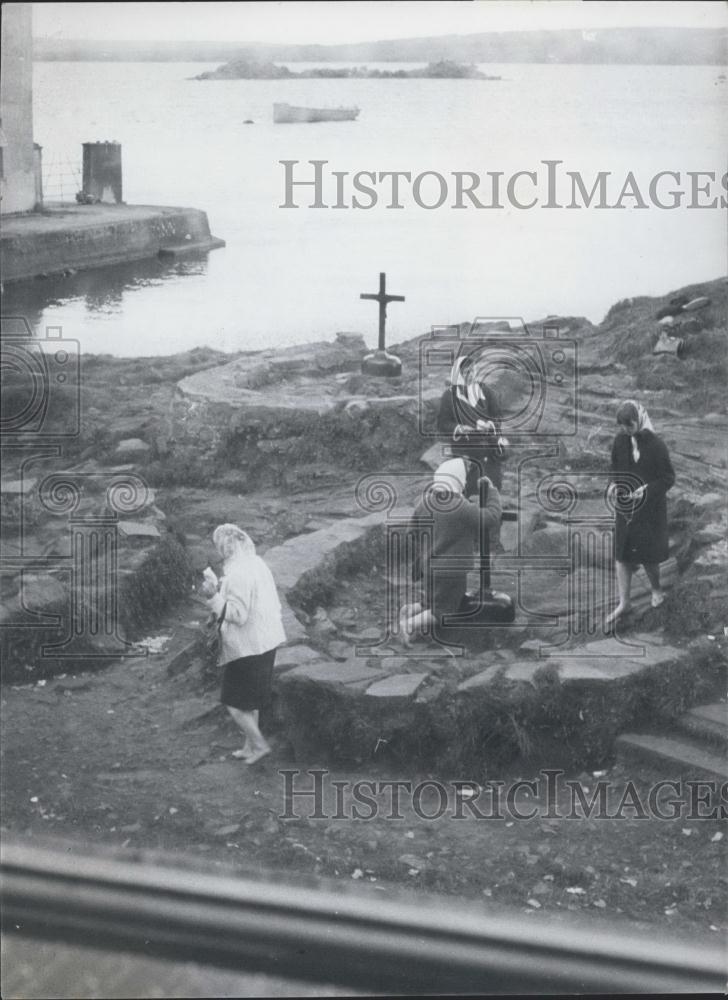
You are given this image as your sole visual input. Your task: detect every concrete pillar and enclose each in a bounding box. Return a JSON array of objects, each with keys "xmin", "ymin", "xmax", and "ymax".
[
  {"xmin": 0, "ymin": 3, "xmax": 36, "ymax": 214},
  {"xmin": 33, "ymin": 143, "xmax": 43, "ymax": 209},
  {"xmin": 82, "ymin": 142, "xmax": 123, "ymax": 204}
]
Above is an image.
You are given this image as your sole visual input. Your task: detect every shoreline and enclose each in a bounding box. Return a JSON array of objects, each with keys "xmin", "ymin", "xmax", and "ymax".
[{"xmin": 4, "ymin": 265, "xmax": 725, "ymax": 360}]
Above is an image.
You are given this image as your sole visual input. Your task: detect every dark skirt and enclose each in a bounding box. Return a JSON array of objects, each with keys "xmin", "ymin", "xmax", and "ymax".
[
  {"xmin": 614, "ymin": 508, "xmax": 670, "ymax": 565},
  {"xmin": 220, "ymin": 649, "xmax": 276, "ymax": 711}
]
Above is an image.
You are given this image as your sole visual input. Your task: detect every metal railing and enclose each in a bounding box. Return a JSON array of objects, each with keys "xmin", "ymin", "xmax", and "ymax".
[
  {"xmin": 1, "ymin": 842, "xmax": 724, "ymax": 995},
  {"xmin": 42, "ymin": 153, "xmax": 82, "ymax": 203}
]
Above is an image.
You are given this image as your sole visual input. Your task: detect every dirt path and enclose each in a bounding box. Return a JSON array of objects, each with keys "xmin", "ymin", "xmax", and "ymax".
[{"xmin": 2, "ymin": 598, "xmax": 724, "ymax": 943}]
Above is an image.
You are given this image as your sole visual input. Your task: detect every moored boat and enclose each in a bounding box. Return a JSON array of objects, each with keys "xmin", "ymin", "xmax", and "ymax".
[{"xmin": 273, "ymin": 102, "xmax": 360, "ymax": 123}]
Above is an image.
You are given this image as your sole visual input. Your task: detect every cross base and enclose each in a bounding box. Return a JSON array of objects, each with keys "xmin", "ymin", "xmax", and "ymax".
[{"xmin": 361, "ymin": 349, "xmax": 402, "ymax": 377}]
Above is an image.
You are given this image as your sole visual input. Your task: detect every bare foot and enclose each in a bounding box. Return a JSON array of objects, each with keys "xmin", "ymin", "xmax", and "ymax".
[
  {"xmin": 605, "ymin": 603, "xmax": 631, "ymax": 625},
  {"xmin": 245, "ymin": 745, "xmax": 271, "ymax": 766},
  {"xmin": 651, "ymin": 591, "xmax": 665, "ymax": 608},
  {"xmin": 399, "ymin": 617, "xmax": 413, "ymax": 648},
  {"xmin": 231, "ymin": 747, "xmax": 253, "ymax": 760}
]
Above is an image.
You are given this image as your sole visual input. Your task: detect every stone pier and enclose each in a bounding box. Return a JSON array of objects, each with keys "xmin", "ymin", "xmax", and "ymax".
[{"xmin": 1, "ymin": 202, "xmax": 225, "ymax": 282}]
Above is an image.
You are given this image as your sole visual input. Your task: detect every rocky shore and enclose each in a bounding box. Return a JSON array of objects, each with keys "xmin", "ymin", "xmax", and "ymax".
[{"xmin": 2, "ymin": 279, "xmax": 726, "ymax": 764}]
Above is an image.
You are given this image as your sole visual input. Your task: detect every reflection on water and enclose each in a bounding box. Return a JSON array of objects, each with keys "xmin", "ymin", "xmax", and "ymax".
[{"xmin": 3, "ymin": 256, "xmax": 209, "ymax": 346}]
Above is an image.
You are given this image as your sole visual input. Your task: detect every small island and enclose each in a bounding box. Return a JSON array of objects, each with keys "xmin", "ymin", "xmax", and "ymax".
[{"xmin": 194, "ymin": 58, "xmax": 501, "ymax": 81}]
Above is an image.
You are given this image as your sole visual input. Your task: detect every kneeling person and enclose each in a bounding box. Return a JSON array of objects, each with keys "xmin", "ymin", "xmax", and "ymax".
[{"xmin": 400, "ymin": 458, "xmax": 502, "ymax": 644}]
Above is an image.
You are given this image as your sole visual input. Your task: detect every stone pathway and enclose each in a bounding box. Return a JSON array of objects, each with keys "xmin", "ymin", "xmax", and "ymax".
[
  {"xmin": 253, "ymin": 507, "xmax": 726, "ymax": 770},
  {"xmin": 617, "ymin": 701, "xmax": 728, "ymax": 780}
]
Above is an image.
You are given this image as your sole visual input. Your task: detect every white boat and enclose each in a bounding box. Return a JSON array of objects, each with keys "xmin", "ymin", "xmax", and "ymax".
[{"xmin": 273, "ymin": 102, "xmax": 360, "ymax": 124}]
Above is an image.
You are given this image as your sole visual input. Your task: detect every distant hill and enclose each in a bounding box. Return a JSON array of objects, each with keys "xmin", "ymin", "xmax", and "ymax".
[{"xmin": 34, "ymin": 27, "xmax": 727, "ymax": 65}]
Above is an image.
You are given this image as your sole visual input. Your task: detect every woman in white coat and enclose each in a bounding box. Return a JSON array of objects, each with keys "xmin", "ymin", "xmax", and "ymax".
[{"xmin": 201, "ymin": 524, "xmax": 286, "ymax": 765}]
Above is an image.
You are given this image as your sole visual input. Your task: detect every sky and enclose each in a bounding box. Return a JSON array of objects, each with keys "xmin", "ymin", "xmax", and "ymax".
[{"xmin": 33, "ymin": 1, "xmax": 728, "ymax": 44}]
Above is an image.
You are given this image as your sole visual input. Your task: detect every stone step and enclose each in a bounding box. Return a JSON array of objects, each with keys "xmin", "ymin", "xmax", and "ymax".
[
  {"xmin": 158, "ymin": 236, "xmax": 226, "ymax": 258},
  {"xmin": 675, "ymin": 702, "xmax": 728, "ymax": 747},
  {"xmin": 615, "ymin": 732, "xmax": 728, "ymax": 780}
]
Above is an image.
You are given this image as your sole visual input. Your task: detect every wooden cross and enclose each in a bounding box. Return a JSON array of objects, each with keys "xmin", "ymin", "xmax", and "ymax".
[{"xmin": 360, "ymin": 272, "xmax": 405, "ymax": 352}]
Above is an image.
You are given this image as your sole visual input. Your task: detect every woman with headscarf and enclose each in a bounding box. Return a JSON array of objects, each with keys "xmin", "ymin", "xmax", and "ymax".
[
  {"xmin": 436, "ymin": 352, "xmax": 508, "ymax": 492},
  {"xmin": 606, "ymin": 400, "xmax": 675, "ymax": 625},
  {"xmin": 200, "ymin": 524, "xmax": 286, "ymax": 764},
  {"xmin": 399, "ymin": 457, "xmax": 502, "ymax": 644}
]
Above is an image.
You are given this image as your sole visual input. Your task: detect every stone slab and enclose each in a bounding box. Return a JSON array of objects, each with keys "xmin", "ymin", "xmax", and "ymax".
[
  {"xmin": 274, "ymin": 644, "xmax": 332, "ymax": 673},
  {"xmin": 114, "ymin": 438, "xmax": 151, "ymax": 456},
  {"xmin": 158, "ymin": 237, "xmax": 226, "ymax": 258},
  {"xmin": 279, "ymin": 599, "xmax": 308, "ymax": 644},
  {"xmin": 677, "ymin": 703, "xmax": 728, "ymax": 746},
  {"xmin": 118, "ymin": 521, "xmax": 161, "ymax": 539},
  {"xmin": 616, "ymin": 733, "xmax": 728, "ymax": 780},
  {"xmin": 280, "ymin": 658, "xmax": 385, "ymax": 687},
  {"xmin": 518, "ymin": 639, "xmax": 544, "ymax": 655},
  {"xmin": 695, "ymin": 492, "xmax": 724, "ymax": 508},
  {"xmin": 1, "ymin": 477, "xmax": 37, "ymax": 496},
  {"xmin": 687, "ymin": 702, "xmax": 728, "ymax": 727},
  {"xmin": 457, "ymin": 664, "xmax": 505, "ymax": 692},
  {"xmin": 504, "ymin": 662, "xmax": 541, "ymax": 683},
  {"xmin": 571, "ymin": 655, "xmax": 648, "ymax": 680},
  {"xmin": 695, "ymin": 526, "xmax": 725, "ymax": 545},
  {"xmin": 562, "ymin": 634, "xmax": 685, "ymax": 668},
  {"xmin": 365, "ymin": 673, "xmax": 428, "ymax": 699},
  {"xmin": 556, "ymin": 661, "xmax": 611, "ymax": 682},
  {"xmin": 264, "ymin": 513, "xmax": 385, "ymax": 593}
]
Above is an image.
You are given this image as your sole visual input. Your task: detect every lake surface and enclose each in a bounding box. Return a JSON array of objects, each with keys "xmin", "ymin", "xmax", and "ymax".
[{"xmin": 5, "ymin": 60, "xmax": 727, "ymax": 356}]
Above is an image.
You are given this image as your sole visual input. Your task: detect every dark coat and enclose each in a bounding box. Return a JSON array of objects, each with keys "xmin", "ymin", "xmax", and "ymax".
[
  {"xmin": 410, "ymin": 484, "xmax": 502, "ymax": 619},
  {"xmin": 610, "ymin": 429, "xmax": 675, "ymax": 565},
  {"xmin": 437, "ymin": 383, "xmax": 502, "ymax": 437},
  {"xmin": 437, "ymin": 384, "xmax": 505, "ymax": 491}
]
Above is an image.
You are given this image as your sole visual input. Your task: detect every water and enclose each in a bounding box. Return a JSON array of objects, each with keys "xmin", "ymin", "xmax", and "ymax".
[{"xmin": 5, "ymin": 60, "xmax": 727, "ymax": 356}]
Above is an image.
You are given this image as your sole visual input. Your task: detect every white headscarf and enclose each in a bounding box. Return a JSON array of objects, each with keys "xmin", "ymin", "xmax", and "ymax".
[
  {"xmin": 213, "ymin": 524, "xmax": 256, "ymax": 565},
  {"xmin": 623, "ymin": 399, "xmax": 655, "ymax": 463},
  {"xmin": 433, "ymin": 457, "xmax": 468, "ymax": 493},
  {"xmin": 452, "ymin": 355, "xmax": 485, "ymax": 410}
]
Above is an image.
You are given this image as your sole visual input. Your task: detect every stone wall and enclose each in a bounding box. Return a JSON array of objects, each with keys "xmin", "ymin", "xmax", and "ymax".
[{"xmin": 169, "ymin": 336, "xmax": 441, "ymax": 488}]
